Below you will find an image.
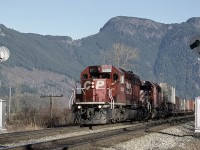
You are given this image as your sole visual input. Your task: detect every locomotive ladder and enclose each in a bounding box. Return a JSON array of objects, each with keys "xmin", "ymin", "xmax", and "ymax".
[
  {"xmin": 69, "ymin": 87, "xmax": 85, "ymax": 109},
  {"xmin": 108, "ymin": 88, "xmax": 115, "ymax": 109},
  {"xmin": 108, "ymin": 88, "xmax": 115, "ymax": 122}
]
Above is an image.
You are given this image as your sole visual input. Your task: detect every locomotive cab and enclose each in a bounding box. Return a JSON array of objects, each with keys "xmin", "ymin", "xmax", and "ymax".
[{"xmin": 79, "ymin": 65, "xmax": 118, "ymax": 103}]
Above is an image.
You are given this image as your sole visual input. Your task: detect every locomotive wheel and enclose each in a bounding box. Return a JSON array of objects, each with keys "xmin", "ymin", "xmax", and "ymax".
[
  {"xmin": 111, "ymin": 118, "xmax": 116, "ymax": 124},
  {"xmin": 116, "ymin": 118, "xmax": 121, "ymax": 123}
]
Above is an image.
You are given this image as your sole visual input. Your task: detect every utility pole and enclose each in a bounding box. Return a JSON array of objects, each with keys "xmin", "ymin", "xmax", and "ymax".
[
  {"xmin": 8, "ymin": 85, "xmax": 11, "ymax": 121},
  {"xmin": 40, "ymin": 94, "xmax": 63, "ymax": 117}
]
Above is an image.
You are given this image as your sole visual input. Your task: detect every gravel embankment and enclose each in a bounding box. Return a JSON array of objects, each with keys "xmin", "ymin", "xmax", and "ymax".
[
  {"xmin": 1, "ymin": 124, "xmax": 136, "ymax": 147},
  {"xmin": 102, "ymin": 121, "xmax": 200, "ymax": 150}
]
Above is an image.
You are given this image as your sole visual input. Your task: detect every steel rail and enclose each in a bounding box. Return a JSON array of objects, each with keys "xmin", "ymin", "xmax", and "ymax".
[{"xmin": 0, "ymin": 115, "xmax": 194, "ymax": 150}]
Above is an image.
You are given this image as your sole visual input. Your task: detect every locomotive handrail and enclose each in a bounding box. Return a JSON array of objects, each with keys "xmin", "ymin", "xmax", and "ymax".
[
  {"xmin": 108, "ymin": 88, "xmax": 115, "ymax": 110},
  {"xmin": 69, "ymin": 87, "xmax": 86, "ymax": 109},
  {"xmin": 147, "ymin": 101, "xmax": 151, "ymax": 112},
  {"xmin": 76, "ymin": 87, "xmax": 86, "ymax": 95},
  {"xmin": 69, "ymin": 89, "xmax": 76, "ymax": 109},
  {"xmin": 108, "ymin": 88, "xmax": 115, "ymax": 122}
]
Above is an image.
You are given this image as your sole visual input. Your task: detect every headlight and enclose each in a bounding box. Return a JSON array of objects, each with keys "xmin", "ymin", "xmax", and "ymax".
[
  {"xmin": 98, "ymin": 105, "xmax": 102, "ymax": 109},
  {"xmin": 78, "ymin": 106, "xmax": 82, "ymax": 109}
]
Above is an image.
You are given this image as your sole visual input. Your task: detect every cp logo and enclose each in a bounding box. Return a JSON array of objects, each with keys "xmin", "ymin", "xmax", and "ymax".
[{"xmin": 84, "ymin": 80, "xmax": 105, "ymax": 90}]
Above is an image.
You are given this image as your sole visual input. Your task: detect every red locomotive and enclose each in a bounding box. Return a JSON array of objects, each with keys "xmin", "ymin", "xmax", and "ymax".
[{"xmin": 70, "ymin": 65, "xmax": 194, "ymax": 125}]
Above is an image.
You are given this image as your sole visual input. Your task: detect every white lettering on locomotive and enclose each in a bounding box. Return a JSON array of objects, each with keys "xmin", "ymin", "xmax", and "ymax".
[
  {"xmin": 84, "ymin": 80, "xmax": 105, "ymax": 90},
  {"xmin": 96, "ymin": 81, "xmax": 105, "ymax": 89},
  {"xmin": 84, "ymin": 81, "xmax": 91, "ymax": 90}
]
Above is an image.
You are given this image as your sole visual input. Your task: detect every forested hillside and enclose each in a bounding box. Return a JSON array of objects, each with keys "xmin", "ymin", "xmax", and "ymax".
[
  {"xmin": 0, "ymin": 16, "xmax": 200, "ymax": 99},
  {"xmin": 0, "ymin": 24, "xmax": 83, "ymax": 77}
]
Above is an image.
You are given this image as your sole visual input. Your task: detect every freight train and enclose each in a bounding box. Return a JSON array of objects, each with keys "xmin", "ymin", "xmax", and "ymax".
[{"xmin": 70, "ymin": 65, "xmax": 194, "ymax": 125}]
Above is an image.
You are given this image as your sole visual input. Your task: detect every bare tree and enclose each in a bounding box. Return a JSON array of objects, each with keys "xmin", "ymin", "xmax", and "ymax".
[{"xmin": 100, "ymin": 43, "xmax": 138, "ymax": 69}]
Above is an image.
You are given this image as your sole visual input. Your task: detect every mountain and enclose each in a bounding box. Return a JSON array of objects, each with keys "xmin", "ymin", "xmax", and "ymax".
[
  {"xmin": 72, "ymin": 16, "xmax": 200, "ymax": 98},
  {"xmin": 0, "ymin": 24, "xmax": 83, "ymax": 77},
  {"xmin": 0, "ymin": 16, "xmax": 200, "ymax": 99}
]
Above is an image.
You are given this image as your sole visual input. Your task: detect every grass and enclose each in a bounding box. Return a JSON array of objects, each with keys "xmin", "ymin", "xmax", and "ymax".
[{"xmin": 6, "ymin": 107, "xmax": 74, "ymax": 132}]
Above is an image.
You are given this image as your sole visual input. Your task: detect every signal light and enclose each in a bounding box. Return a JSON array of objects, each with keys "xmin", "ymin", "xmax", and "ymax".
[{"xmin": 190, "ymin": 40, "xmax": 200, "ymax": 49}]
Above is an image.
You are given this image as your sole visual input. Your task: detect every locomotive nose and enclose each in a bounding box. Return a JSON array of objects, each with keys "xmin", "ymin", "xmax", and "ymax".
[
  {"xmin": 83, "ymin": 79, "xmax": 108, "ymax": 102},
  {"xmin": 92, "ymin": 79, "xmax": 108, "ymax": 102}
]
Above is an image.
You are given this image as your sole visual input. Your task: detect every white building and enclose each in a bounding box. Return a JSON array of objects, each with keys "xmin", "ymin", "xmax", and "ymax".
[{"xmin": 0, "ymin": 99, "xmax": 6, "ymax": 130}]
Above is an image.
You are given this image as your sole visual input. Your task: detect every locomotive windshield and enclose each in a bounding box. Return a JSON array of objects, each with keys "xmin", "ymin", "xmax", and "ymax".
[
  {"xmin": 88, "ymin": 66, "xmax": 111, "ymax": 79},
  {"xmin": 90, "ymin": 72, "xmax": 110, "ymax": 79}
]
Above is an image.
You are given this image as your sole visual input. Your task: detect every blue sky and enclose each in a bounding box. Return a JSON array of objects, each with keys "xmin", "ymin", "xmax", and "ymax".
[{"xmin": 1, "ymin": 0, "xmax": 200, "ymax": 39}]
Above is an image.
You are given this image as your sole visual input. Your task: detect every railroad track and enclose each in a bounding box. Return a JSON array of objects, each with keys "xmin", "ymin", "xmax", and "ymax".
[
  {"xmin": 0, "ymin": 125, "xmax": 80, "ymax": 144},
  {"xmin": 0, "ymin": 115, "xmax": 194, "ymax": 150},
  {"xmin": 0, "ymin": 122, "xmax": 133, "ymax": 145}
]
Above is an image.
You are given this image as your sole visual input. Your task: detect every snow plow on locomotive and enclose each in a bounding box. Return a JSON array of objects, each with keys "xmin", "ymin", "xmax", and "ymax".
[{"xmin": 70, "ymin": 65, "xmax": 194, "ymax": 125}]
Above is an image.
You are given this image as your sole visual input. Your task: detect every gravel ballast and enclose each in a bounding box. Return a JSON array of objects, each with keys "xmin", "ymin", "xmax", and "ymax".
[
  {"xmin": 1, "ymin": 124, "xmax": 137, "ymax": 147},
  {"xmin": 2, "ymin": 121, "xmax": 200, "ymax": 150},
  {"xmin": 102, "ymin": 121, "xmax": 200, "ymax": 150}
]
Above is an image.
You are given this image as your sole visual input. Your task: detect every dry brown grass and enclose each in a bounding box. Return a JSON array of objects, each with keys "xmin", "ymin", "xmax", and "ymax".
[{"xmin": 7, "ymin": 107, "xmax": 74, "ymax": 132}]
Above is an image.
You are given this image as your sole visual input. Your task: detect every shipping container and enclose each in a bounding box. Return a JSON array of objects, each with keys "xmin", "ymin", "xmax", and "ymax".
[
  {"xmin": 188, "ymin": 99, "xmax": 195, "ymax": 111},
  {"xmin": 179, "ymin": 98, "xmax": 186, "ymax": 111},
  {"xmin": 186, "ymin": 99, "xmax": 190, "ymax": 111},
  {"xmin": 159, "ymin": 83, "xmax": 175, "ymax": 104},
  {"xmin": 175, "ymin": 96, "xmax": 180, "ymax": 111},
  {"xmin": 152, "ymin": 83, "xmax": 162, "ymax": 108}
]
